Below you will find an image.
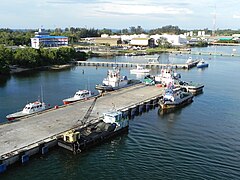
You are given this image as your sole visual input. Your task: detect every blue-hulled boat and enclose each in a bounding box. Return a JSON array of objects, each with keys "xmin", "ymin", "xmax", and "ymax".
[{"xmin": 197, "ymin": 60, "xmax": 209, "ymax": 68}]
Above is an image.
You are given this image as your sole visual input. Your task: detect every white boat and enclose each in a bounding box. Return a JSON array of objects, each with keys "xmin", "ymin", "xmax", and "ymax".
[
  {"xmin": 197, "ymin": 60, "xmax": 209, "ymax": 68},
  {"xmin": 186, "ymin": 57, "xmax": 194, "ymax": 64},
  {"xmin": 6, "ymin": 101, "xmax": 46, "ymax": 121},
  {"xmin": 130, "ymin": 65, "xmax": 150, "ymax": 74},
  {"xmin": 147, "ymin": 58, "xmax": 159, "ymax": 64},
  {"xmin": 63, "ymin": 90, "xmax": 93, "ymax": 105},
  {"xmin": 154, "ymin": 67, "xmax": 181, "ymax": 86},
  {"xmin": 95, "ymin": 67, "xmax": 130, "ymax": 92},
  {"xmin": 159, "ymin": 88, "xmax": 193, "ymax": 110},
  {"xmin": 154, "ymin": 67, "xmax": 204, "ymax": 94}
]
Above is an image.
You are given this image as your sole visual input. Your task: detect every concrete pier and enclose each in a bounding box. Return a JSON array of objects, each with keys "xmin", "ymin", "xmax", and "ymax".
[
  {"xmin": 74, "ymin": 60, "xmax": 199, "ymax": 69},
  {"xmin": 170, "ymin": 50, "xmax": 240, "ymax": 57},
  {"xmin": 0, "ymin": 84, "xmax": 164, "ymax": 172}
]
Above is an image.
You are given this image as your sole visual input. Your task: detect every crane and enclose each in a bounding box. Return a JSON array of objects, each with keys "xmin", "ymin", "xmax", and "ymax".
[{"xmin": 73, "ymin": 95, "xmax": 99, "ymax": 129}]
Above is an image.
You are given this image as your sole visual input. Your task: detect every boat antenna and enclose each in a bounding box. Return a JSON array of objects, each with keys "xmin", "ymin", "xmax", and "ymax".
[
  {"xmin": 41, "ymin": 85, "xmax": 44, "ymax": 102},
  {"xmin": 88, "ymin": 77, "xmax": 90, "ymax": 90}
]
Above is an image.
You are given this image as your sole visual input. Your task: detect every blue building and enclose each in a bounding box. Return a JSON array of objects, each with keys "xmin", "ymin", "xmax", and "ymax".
[{"xmin": 31, "ymin": 29, "xmax": 68, "ymax": 49}]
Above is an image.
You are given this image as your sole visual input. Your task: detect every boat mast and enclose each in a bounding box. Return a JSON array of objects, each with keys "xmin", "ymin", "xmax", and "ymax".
[{"xmin": 41, "ymin": 85, "xmax": 44, "ymax": 102}]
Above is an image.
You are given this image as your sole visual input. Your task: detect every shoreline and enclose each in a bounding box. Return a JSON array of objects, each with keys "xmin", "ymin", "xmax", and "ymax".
[{"xmin": 9, "ymin": 64, "xmax": 74, "ymax": 74}]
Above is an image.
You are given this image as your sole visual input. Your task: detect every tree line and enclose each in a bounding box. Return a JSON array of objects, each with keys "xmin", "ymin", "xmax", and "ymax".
[
  {"xmin": 1, "ymin": 26, "xmax": 240, "ymax": 46},
  {"xmin": 0, "ymin": 45, "xmax": 87, "ymax": 75}
]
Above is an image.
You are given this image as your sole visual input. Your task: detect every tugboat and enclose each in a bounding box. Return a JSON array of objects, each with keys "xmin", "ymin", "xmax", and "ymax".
[
  {"xmin": 57, "ymin": 110, "xmax": 129, "ymax": 154},
  {"xmin": 63, "ymin": 90, "xmax": 93, "ymax": 105},
  {"xmin": 159, "ymin": 87, "xmax": 193, "ymax": 110},
  {"xmin": 6, "ymin": 100, "xmax": 46, "ymax": 121},
  {"xmin": 154, "ymin": 67, "xmax": 181, "ymax": 86},
  {"xmin": 96, "ymin": 67, "xmax": 139, "ymax": 93}
]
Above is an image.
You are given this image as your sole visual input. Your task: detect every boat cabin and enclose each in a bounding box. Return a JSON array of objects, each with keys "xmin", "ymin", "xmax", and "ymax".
[
  {"xmin": 74, "ymin": 90, "xmax": 91, "ymax": 98},
  {"xmin": 62, "ymin": 130, "xmax": 80, "ymax": 143},
  {"xmin": 102, "ymin": 67, "xmax": 128, "ymax": 88},
  {"xmin": 163, "ymin": 88, "xmax": 184, "ymax": 102},
  {"xmin": 103, "ymin": 111, "xmax": 123, "ymax": 123},
  {"xmin": 22, "ymin": 101, "xmax": 45, "ymax": 114}
]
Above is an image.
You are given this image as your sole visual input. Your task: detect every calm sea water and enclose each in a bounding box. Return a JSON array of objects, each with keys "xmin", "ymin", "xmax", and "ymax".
[{"xmin": 0, "ymin": 46, "xmax": 240, "ymax": 179}]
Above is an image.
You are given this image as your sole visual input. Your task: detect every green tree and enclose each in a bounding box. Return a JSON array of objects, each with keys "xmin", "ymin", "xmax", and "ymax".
[
  {"xmin": 99, "ymin": 28, "xmax": 112, "ymax": 35},
  {"xmin": 157, "ymin": 37, "xmax": 172, "ymax": 48},
  {"xmin": 0, "ymin": 45, "xmax": 12, "ymax": 74},
  {"xmin": 13, "ymin": 48, "xmax": 40, "ymax": 67}
]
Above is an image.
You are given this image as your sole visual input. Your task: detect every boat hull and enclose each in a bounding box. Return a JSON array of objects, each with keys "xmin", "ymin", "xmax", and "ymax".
[
  {"xmin": 6, "ymin": 111, "xmax": 40, "ymax": 121},
  {"xmin": 197, "ymin": 64, "xmax": 209, "ymax": 68},
  {"xmin": 181, "ymin": 85, "xmax": 204, "ymax": 95},
  {"xmin": 63, "ymin": 98, "xmax": 88, "ymax": 105}
]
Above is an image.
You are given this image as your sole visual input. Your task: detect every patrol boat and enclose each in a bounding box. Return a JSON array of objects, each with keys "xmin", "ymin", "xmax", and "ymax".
[
  {"xmin": 63, "ymin": 89, "xmax": 93, "ymax": 105},
  {"xmin": 6, "ymin": 100, "xmax": 46, "ymax": 121}
]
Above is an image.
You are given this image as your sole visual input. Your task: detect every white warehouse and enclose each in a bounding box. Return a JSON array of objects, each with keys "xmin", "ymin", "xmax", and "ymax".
[{"xmin": 150, "ymin": 34, "xmax": 187, "ymax": 46}]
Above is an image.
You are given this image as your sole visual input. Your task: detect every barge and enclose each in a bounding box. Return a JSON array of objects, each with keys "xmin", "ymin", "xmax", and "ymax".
[
  {"xmin": 57, "ymin": 110, "xmax": 129, "ymax": 154},
  {"xmin": 178, "ymin": 81, "xmax": 204, "ymax": 95}
]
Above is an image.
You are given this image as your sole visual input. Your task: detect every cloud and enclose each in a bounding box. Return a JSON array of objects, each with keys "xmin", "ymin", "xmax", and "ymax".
[
  {"xmin": 98, "ymin": 4, "xmax": 192, "ymax": 16},
  {"xmin": 47, "ymin": 0, "xmax": 104, "ymax": 4},
  {"xmin": 47, "ymin": 0, "xmax": 193, "ymax": 14},
  {"xmin": 233, "ymin": 14, "xmax": 240, "ymax": 19}
]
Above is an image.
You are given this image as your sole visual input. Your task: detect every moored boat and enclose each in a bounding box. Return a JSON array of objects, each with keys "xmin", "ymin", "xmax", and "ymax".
[
  {"xmin": 130, "ymin": 65, "xmax": 150, "ymax": 74},
  {"xmin": 186, "ymin": 57, "xmax": 194, "ymax": 64},
  {"xmin": 96, "ymin": 67, "xmax": 139, "ymax": 93},
  {"xmin": 154, "ymin": 67, "xmax": 181, "ymax": 86},
  {"xmin": 153, "ymin": 67, "xmax": 204, "ymax": 94},
  {"xmin": 57, "ymin": 110, "xmax": 129, "ymax": 154},
  {"xmin": 178, "ymin": 80, "xmax": 204, "ymax": 94},
  {"xmin": 6, "ymin": 101, "xmax": 47, "ymax": 120},
  {"xmin": 159, "ymin": 88, "xmax": 193, "ymax": 110},
  {"xmin": 197, "ymin": 60, "xmax": 209, "ymax": 68},
  {"xmin": 63, "ymin": 90, "xmax": 93, "ymax": 105}
]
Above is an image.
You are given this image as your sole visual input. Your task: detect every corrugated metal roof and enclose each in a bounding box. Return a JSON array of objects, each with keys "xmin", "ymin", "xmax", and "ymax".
[{"xmin": 219, "ymin": 37, "xmax": 233, "ymax": 41}]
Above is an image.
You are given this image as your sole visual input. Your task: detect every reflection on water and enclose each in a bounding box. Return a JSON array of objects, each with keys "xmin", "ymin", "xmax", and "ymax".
[
  {"xmin": 12, "ymin": 70, "xmax": 41, "ymax": 79},
  {"xmin": 158, "ymin": 108, "xmax": 182, "ymax": 119},
  {"xmin": 0, "ymin": 74, "xmax": 11, "ymax": 87}
]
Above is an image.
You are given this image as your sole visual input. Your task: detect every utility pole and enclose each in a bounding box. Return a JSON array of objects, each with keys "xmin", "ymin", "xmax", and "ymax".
[{"xmin": 212, "ymin": 5, "xmax": 216, "ymax": 37}]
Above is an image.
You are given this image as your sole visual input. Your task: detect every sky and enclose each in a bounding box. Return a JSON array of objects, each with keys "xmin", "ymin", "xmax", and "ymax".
[{"xmin": 1, "ymin": 0, "xmax": 240, "ymax": 30}]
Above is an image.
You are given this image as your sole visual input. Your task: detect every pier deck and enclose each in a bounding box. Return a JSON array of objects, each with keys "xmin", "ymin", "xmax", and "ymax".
[
  {"xmin": 0, "ymin": 84, "xmax": 164, "ymax": 158},
  {"xmin": 74, "ymin": 60, "xmax": 199, "ymax": 69},
  {"xmin": 170, "ymin": 50, "xmax": 240, "ymax": 57}
]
